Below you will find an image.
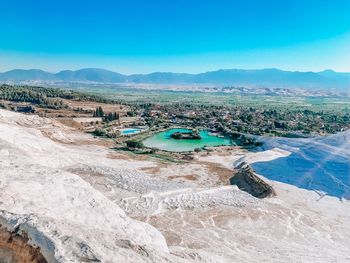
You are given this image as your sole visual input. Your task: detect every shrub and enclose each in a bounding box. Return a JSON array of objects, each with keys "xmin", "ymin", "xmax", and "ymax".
[
  {"xmin": 92, "ymin": 128, "xmax": 106, "ymax": 137},
  {"xmin": 126, "ymin": 140, "xmax": 144, "ymax": 149}
]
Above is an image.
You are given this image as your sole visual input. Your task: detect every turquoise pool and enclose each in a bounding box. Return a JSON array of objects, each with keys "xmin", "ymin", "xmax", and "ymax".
[
  {"xmin": 121, "ymin": 128, "xmax": 141, "ymax": 135},
  {"xmin": 143, "ymin": 128, "xmax": 232, "ymax": 152}
]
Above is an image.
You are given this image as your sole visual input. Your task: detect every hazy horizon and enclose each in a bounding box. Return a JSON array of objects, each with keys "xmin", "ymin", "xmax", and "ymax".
[{"xmin": 0, "ymin": 67, "xmax": 349, "ymax": 75}]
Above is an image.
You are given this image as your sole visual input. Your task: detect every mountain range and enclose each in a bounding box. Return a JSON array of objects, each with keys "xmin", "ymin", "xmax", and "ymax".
[{"xmin": 1, "ymin": 68, "xmax": 349, "ymax": 90}]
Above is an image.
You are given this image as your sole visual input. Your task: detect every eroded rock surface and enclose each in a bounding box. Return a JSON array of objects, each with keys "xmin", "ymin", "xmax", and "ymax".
[
  {"xmin": 230, "ymin": 162, "xmax": 276, "ymax": 198},
  {"xmin": 0, "ymin": 227, "xmax": 47, "ymax": 263}
]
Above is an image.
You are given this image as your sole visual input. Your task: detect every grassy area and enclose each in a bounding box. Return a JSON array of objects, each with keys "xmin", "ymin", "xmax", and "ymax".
[{"xmin": 69, "ymin": 87, "xmax": 350, "ymax": 113}]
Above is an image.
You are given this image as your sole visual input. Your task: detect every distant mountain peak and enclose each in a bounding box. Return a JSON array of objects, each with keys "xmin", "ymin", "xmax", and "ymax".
[{"xmin": 320, "ymin": 69, "xmax": 336, "ymax": 73}]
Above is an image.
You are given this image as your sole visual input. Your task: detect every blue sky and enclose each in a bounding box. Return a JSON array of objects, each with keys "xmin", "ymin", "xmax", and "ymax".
[{"xmin": 1, "ymin": 0, "xmax": 350, "ymax": 73}]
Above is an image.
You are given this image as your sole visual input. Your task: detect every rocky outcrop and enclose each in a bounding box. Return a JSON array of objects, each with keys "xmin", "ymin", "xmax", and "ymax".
[
  {"xmin": 0, "ymin": 211, "xmax": 57, "ymax": 263},
  {"xmin": 230, "ymin": 162, "xmax": 276, "ymax": 198},
  {"xmin": 0, "ymin": 226, "xmax": 48, "ymax": 263}
]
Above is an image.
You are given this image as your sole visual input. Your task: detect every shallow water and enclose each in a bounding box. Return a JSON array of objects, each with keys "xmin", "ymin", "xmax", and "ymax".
[
  {"xmin": 121, "ymin": 128, "xmax": 141, "ymax": 135},
  {"xmin": 143, "ymin": 128, "xmax": 232, "ymax": 152},
  {"xmin": 251, "ymin": 130, "xmax": 350, "ymax": 199}
]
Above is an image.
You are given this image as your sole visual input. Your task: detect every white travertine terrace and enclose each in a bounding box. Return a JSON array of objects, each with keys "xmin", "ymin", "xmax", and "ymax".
[{"xmin": 0, "ymin": 109, "xmax": 349, "ymax": 262}]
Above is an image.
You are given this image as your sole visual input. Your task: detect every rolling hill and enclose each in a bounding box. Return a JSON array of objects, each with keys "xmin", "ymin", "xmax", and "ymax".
[{"xmin": 0, "ymin": 68, "xmax": 349, "ymax": 90}]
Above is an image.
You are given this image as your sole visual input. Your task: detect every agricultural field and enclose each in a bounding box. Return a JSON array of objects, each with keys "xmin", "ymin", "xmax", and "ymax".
[{"xmin": 70, "ymin": 86, "xmax": 350, "ymax": 113}]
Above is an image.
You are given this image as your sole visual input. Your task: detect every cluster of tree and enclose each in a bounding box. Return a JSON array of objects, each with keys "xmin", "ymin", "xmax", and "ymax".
[
  {"xmin": 126, "ymin": 140, "xmax": 144, "ymax": 149},
  {"xmin": 104, "ymin": 112, "xmax": 119, "ymax": 122},
  {"xmin": 126, "ymin": 98, "xmax": 350, "ymax": 136},
  {"xmin": 93, "ymin": 106, "xmax": 104, "ymax": 117},
  {"xmin": 93, "ymin": 106, "xmax": 120, "ymax": 122},
  {"xmin": 0, "ymin": 84, "xmax": 116, "ymax": 108},
  {"xmin": 0, "ymin": 85, "xmax": 57, "ymax": 105},
  {"xmin": 91, "ymin": 128, "xmax": 118, "ymax": 138}
]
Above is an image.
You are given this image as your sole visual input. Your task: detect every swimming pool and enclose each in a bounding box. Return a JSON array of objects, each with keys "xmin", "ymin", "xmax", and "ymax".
[{"xmin": 120, "ymin": 128, "xmax": 141, "ymax": 135}]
